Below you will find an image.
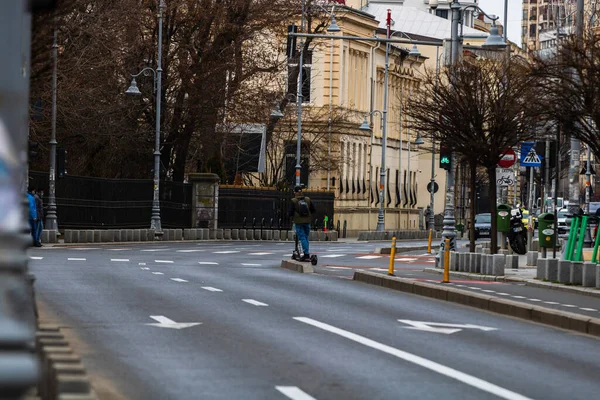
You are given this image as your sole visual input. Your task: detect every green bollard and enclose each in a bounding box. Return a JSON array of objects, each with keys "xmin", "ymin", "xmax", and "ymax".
[
  {"xmin": 565, "ymin": 216, "xmax": 580, "ymax": 261},
  {"xmin": 592, "ymin": 225, "xmax": 600, "ymax": 264},
  {"xmin": 574, "ymin": 215, "xmax": 588, "ymax": 262}
]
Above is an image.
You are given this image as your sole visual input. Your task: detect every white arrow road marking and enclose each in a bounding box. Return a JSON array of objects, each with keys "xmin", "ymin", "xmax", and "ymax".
[
  {"xmin": 152, "ymin": 272, "xmax": 164, "ymax": 275},
  {"xmin": 295, "ymin": 317, "xmax": 530, "ymax": 400},
  {"xmin": 242, "ymin": 299, "xmax": 268, "ymax": 307},
  {"xmin": 213, "ymin": 250, "xmax": 240, "ymax": 254},
  {"xmin": 398, "ymin": 320, "xmax": 497, "ymax": 335},
  {"xmin": 170, "ymin": 278, "xmax": 188, "ymax": 282},
  {"xmin": 111, "ymin": 259, "xmax": 129, "ymax": 262},
  {"xmin": 275, "ymin": 386, "xmax": 317, "ymax": 400},
  {"xmin": 356, "ymin": 255, "xmax": 381, "ymax": 260},
  {"xmin": 198, "ymin": 261, "xmax": 219, "ymax": 265},
  {"xmin": 30, "ymin": 256, "xmax": 44, "ymax": 260},
  {"xmin": 155, "ymin": 260, "xmax": 174, "ymax": 264},
  {"xmin": 249, "ymin": 252, "xmax": 273, "ymax": 255},
  {"xmin": 241, "ymin": 263, "xmax": 262, "ymax": 266},
  {"xmin": 146, "ymin": 315, "xmax": 201, "ymax": 330},
  {"xmin": 67, "ymin": 258, "xmax": 86, "ymax": 261},
  {"xmin": 320, "ymin": 254, "xmax": 346, "ymax": 258},
  {"xmin": 201, "ymin": 286, "xmax": 222, "ymax": 292}
]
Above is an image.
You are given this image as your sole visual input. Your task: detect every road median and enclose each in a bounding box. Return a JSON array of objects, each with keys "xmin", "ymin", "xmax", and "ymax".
[{"xmin": 353, "ymin": 270, "xmax": 600, "ymax": 338}]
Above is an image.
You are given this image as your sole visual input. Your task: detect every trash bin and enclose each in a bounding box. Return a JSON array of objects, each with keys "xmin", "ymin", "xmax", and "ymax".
[
  {"xmin": 497, "ymin": 204, "xmax": 511, "ymax": 233},
  {"xmin": 538, "ymin": 213, "xmax": 556, "ymax": 248}
]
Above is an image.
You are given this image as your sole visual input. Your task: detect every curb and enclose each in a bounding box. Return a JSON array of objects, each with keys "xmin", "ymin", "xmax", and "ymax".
[
  {"xmin": 280, "ymin": 259, "xmax": 314, "ymax": 273},
  {"xmin": 423, "ymin": 268, "xmax": 600, "ymax": 300},
  {"xmin": 353, "ymin": 270, "xmax": 600, "ymax": 338},
  {"xmin": 36, "ymin": 324, "xmax": 98, "ymax": 400},
  {"xmin": 376, "ymin": 246, "xmax": 430, "ymax": 254}
]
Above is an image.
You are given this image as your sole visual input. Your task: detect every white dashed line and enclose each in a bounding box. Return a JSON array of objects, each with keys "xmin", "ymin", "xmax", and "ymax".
[
  {"xmin": 369, "ymin": 268, "xmax": 389, "ymax": 271},
  {"xmin": 320, "ymin": 254, "xmax": 346, "ymax": 258},
  {"xmin": 139, "ymin": 262, "xmax": 146, "ymax": 265},
  {"xmin": 155, "ymin": 260, "xmax": 174, "ymax": 264},
  {"xmin": 580, "ymin": 308, "xmax": 598, "ymax": 312},
  {"xmin": 201, "ymin": 286, "xmax": 222, "ymax": 292},
  {"xmin": 140, "ymin": 267, "xmax": 150, "ymax": 270},
  {"xmin": 241, "ymin": 263, "xmax": 262, "ymax": 266},
  {"xmin": 481, "ymin": 289, "xmax": 495, "ymax": 293},
  {"xmin": 198, "ymin": 261, "xmax": 219, "ymax": 265},
  {"xmin": 528, "ymin": 299, "xmax": 542, "ymax": 302},
  {"xmin": 176, "ymin": 249, "xmax": 205, "ymax": 253},
  {"xmin": 395, "ymin": 258, "xmax": 418, "ymax": 262},
  {"xmin": 141, "ymin": 249, "xmax": 168, "ymax": 252},
  {"xmin": 249, "ymin": 252, "xmax": 274, "ymax": 256},
  {"xmin": 467, "ymin": 287, "xmax": 481, "ymax": 290},
  {"xmin": 356, "ymin": 255, "xmax": 382, "ymax": 260},
  {"xmin": 111, "ymin": 259, "xmax": 129, "ymax": 262},
  {"xmin": 512, "ymin": 296, "xmax": 526, "ymax": 299},
  {"xmin": 275, "ymin": 386, "xmax": 316, "ymax": 400},
  {"xmin": 497, "ymin": 293, "xmax": 511, "ymax": 296},
  {"xmin": 242, "ymin": 299, "xmax": 268, "ymax": 307},
  {"xmin": 561, "ymin": 304, "xmax": 577, "ymax": 308},
  {"xmin": 455, "ymin": 284, "xmax": 465, "ymax": 287},
  {"xmin": 30, "ymin": 256, "xmax": 44, "ymax": 260},
  {"xmin": 152, "ymin": 272, "xmax": 164, "ymax": 275},
  {"xmin": 213, "ymin": 251, "xmax": 240, "ymax": 254},
  {"xmin": 67, "ymin": 258, "xmax": 86, "ymax": 261},
  {"xmin": 326, "ymin": 266, "xmax": 351, "ymax": 270},
  {"xmin": 108, "ymin": 248, "xmax": 131, "ymax": 251},
  {"xmin": 544, "ymin": 301, "xmax": 559, "ymax": 304},
  {"xmin": 170, "ymin": 278, "xmax": 188, "ymax": 283}
]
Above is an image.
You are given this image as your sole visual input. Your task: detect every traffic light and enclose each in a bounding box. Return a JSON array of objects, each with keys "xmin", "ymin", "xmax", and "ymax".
[
  {"xmin": 57, "ymin": 148, "xmax": 67, "ymax": 178},
  {"xmin": 28, "ymin": 140, "xmax": 39, "ymax": 161},
  {"xmin": 439, "ymin": 145, "xmax": 452, "ymax": 171}
]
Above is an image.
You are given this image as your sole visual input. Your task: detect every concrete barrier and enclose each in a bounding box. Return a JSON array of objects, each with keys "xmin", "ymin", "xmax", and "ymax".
[
  {"xmin": 505, "ymin": 255, "xmax": 519, "ymax": 269},
  {"xmin": 526, "ymin": 251, "xmax": 538, "ymax": 266},
  {"xmin": 183, "ymin": 229, "xmax": 195, "ymax": 240},
  {"xmin": 544, "ymin": 258, "xmax": 558, "ymax": 282},
  {"xmin": 493, "ymin": 254, "xmax": 505, "ymax": 276},
  {"xmin": 287, "ymin": 231, "xmax": 295, "ymax": 241},
  {"xmin": 174, "ymin": 229, "xmax": 183, "ymax": 241},
  {"xmin": 280, "ymin": 259, "xmax": 313, "ymax": 273},
  {"xmin": 327, "ymin": 231, "xmax": 338, "ymax": 241},
  {"xmin": 133, "ymin": 230, "xmax": 141, "ymax": 242},
  {"xmin": 231, "ymin": 229, "xmax": 239, "ymax": 240},
  {"xmin": 246, "ymin": 229, "xmax": 253, "ymax": 240},
  {"xmin": 78, "ymin": 231, "xmax": 87, "ymax": 243},
  {"xmin": 570, "ymin": 261, "xmax": 583, "ymax": 285},
  {"xmin": 238, "ymin": 229, "xmax": 246, "ymax": 240},
  {"xmin": 223, "ymin": 229, "xmax": 231, "ymax": 240},
  {"xmin": 582, "ymin": 262, "xmax": 596, "ymax": 287},
  {"xmin": 202, "ymin": 228, "xmax": 209, "ymax": 240},
  {"xmin": 597, "ymin": 265, "xmax": 600, "ymax": 289},
  {"xmin": 253, "ymin": 230, "xmax": 261, "ymax": 240},
  {"xmin": 273, "ymin": 230, "xmax": 280, "ymax": 241},
  {"xmin": 558, "ymin": 260, "xmax": 571, "ymax": 284},
  {"xmin": 450, "ymin": 251, "xmax": 458, "ymax": 271},
  {"xmin": 216, "ymin": 229, "xmax": 223, "ymax": 240}
]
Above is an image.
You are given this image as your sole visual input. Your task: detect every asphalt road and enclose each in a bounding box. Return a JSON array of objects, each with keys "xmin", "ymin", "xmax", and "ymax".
[{"xmin": 30, "ymin": 241, "xmax": 600, "ymax": 400}]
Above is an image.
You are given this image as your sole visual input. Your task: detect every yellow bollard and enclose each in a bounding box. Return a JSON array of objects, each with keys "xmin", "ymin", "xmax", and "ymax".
[
  {"xmin": 442, "ymin": 238, "xmax": 450, "ymax": 283},
  {"xmin": 387, "ymin": 237, "xmax": 397, "ymax": 276},
  {"xmin": 427, "ymin": 228, "xmax": 433, "ymax": 254}
]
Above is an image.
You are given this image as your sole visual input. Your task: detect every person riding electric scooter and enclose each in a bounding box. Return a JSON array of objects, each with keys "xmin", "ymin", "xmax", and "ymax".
[{"xmin": 288, "ymin": 185, "xmax": 317, "ymax": 263}]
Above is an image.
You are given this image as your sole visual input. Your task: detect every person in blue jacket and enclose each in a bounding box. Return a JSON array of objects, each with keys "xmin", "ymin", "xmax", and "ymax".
[{"xmin": 27, "ymin": 187, "xmax": 38, "ymax": 246}]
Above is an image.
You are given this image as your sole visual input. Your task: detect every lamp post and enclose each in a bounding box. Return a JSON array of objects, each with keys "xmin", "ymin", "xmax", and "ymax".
[
  {"xmin": 359, "ymin": 109, "xmax": 385, "ymax": 230},
  {"xmin": 46, "ymin": 23, "xmax": 59, "ymax": 232},
  {"xmin": 126, "ymin": 0, "xmax": 164, "ymax": 234}
]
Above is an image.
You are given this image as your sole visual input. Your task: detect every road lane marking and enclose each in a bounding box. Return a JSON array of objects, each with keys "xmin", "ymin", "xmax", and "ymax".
[
  {"xmin": 562, "ymin": 304, "xmax": 577, "ymax": 308},
  {"xmin": 141, "ymin": 249, "xmax": 168, "ymax": 252},
  {"xmin": 170, "ymin": 278, "xmax": 188, "ymax": 282},
  {"xmin": 241, "ymin": 263, "xmax": 262, "ymax": 266},
  {"xmin": 152, "ymin": 272, "xmax": 164, "ymax": 275},
  {"xmin": 395, "ymin": 258, "xmax": 418, "ymax": 262},
  {"xmin": 320, "ymin": 254, "xmax": 346, "ymax": 258},
  {"xmin": 356, "ymin": 255, "xmax": 381, "ymax": 260},
  {"xmin": 275, "ymin": 386, "xmax": 316, "ymax": 400},
  {"xmin": 139, "ymin": 262, "xmax": 146, "ymax": 265},
  {"xmin": 147, "ymin": 315, "xmax": 201, "ymax": 330},
  {"xmin": 326, "ymin": 266, "xmax": 351, "ymax": 270},
  {"xmin": 249, "ymin": 252, "xmax": 274, "ymax": 255},
  {"xmin": 544, "ymin": 301, "xmax": 559, "ymax": 304},
  {"xmin": 294, "ymin": 317, "xmax": 532, "ymax": 400},
  {"xmin": 67, "ymin": 258, "xmax": 86, "ymax": 261},
  {"xmin": 30, "ymin": 256, "xmax": 43, "ymax": 260},
  {"xmin": 198, "ymin": 262, "xmax": 219, "ymax": 265},
  {"xmin": 201, "ymin": 286, "xmax": 222, "ymax": 292},
  {"xmin": 108, "ymin": 248, "xmax": 132, "ymax": 251},
  {"xmin": 155, "ymin": 260, "xmax": 174, "ymax": 264},
  {"xmin": 528, "ymin": 299, "xmax": 542, "ymax": 302},
  {"xmin": 71, "ymin": 247, "xmax": 98, "ymax": 250},
  {"xmin": 111, "ymin": 259, "xmax": 129, "ymax": 262},
  {"xmin": 580, "ymin": 308, "xmax": 597, "ymax": 311},
  {"xmin": 512, "ymin": 296, "xmax": 526, "ymax": 299},
  {"xmin": 481, "ymin": 289, "xmax": 495, "ymax": 293},
  {"xmin": 497, "ymin": 293, "xmax": 511, "ymax": 296},
  {"xmin": 242, "ymin": 299, "xmax": 268, "ymax": 307},
  {"xmin": 176, "ymin": 249, "xmax": 205, "ymax": 253},
  {"xmin": 467, "ymin": 287, "xmax": 481, "ymax": 290},
  {"xmin": 213, "ymin": 250, "xmax": 240, "ymax": 254},
  {"xmin": 140, "ymin": 267, "xmax": 150, "ymax": 270}
]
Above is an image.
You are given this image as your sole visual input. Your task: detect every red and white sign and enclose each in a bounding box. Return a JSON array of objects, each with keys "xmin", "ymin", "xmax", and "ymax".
[{"xmin": 498, "ymin": 148, "xmax": 517, "ymax": 168}]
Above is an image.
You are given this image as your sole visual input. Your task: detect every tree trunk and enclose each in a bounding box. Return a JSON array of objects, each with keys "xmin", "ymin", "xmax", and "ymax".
[
  {"xmin": 469, "ymin": 161, "xmax": 477, "ymax": 252},
  {"xmin": 488, "ymin": 166, "xmax": 498, "ymax": 255}
]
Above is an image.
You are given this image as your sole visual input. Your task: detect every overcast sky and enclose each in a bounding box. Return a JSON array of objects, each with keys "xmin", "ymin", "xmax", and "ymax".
[{"xmin": 478, "ymin": 0, "xmax": 523, "ymax": 47}]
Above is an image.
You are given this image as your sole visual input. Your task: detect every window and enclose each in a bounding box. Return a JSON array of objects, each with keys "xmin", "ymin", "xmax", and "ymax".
[
  {"xmin": 287, "ymin": 51, "xmax": 312, "ymax": 103},
  {"xmin": 435, "ymin": 9, "xmax": 448, "ymax": 19}
]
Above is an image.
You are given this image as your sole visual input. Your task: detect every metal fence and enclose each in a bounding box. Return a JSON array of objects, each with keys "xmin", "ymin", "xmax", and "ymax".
[{"xmin": 29, "ymin": 172, "xmax": 335, "ymax": 230}]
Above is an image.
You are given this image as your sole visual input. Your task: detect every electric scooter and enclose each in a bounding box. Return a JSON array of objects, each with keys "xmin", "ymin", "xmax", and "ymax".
[{"xmin": 291, "ymin": 232, "xmax": 318, "ymax": 265}]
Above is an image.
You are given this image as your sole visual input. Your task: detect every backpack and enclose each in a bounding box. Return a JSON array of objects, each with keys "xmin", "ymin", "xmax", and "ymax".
[{"xmin": 296, "ymin": 197, "xmax": 310, "ymax": 217}]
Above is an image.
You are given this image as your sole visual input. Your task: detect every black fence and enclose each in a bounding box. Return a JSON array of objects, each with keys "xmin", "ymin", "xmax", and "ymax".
[{"xmin": 29, "ymin": 172, "xmax": 334, "ymax": 230}]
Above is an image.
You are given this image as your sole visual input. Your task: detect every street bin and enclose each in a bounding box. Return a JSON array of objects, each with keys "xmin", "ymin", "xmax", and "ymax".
[
  {"xmin": 538, "ymin": 213, "xmax": 556, "ymax": 248},
  {"xmin": 497, "ymin": 204, "xmax": 511, "ymax": 233}
]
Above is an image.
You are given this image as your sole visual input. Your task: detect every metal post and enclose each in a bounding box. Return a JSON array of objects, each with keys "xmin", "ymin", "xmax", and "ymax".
[
  {"xmin": 0, "ymin": 0, "xmax": 40, "ymax": 396},
  {"xmin": 545, "ymin": 140, "xmax": 551, "ymax": 212},
  {"xmin": 376, "ymin": 9, "xmax": 391, "ymax": 232},
  {"xmin": 430, "ymin": 47, "xmax": 440, "ymax": 231},
  {"xmin": 151, "ymin": 0, "xmax": 164, "ymax": 234},
  {"xmin": 295, "ymin": 0, "xmax": 306, "ymax": 188},
  {"xmin": 46, "ymin": 23, "xmax": 59, "ymax": 232},
  {"xmin": 327, "ymin": 34, "xmax": 334, "ymax": 191}
]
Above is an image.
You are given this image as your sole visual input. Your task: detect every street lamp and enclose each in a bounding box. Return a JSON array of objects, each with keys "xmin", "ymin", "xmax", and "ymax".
[
  {"xmin": 359, "ymin": 109, "xmax": 386, "ymax": 231},
  {"xmin": 46, "ymin": 24, "xmax": 59, "ymax": 232},
  {"xmin": 126, "ymin": 0, "xmax": 164, "ymax": 235}
]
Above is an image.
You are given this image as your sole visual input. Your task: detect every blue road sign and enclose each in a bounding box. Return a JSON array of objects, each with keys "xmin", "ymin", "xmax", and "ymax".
[{"xmin": 520, "ymin": 142, "xmax": 543, "ymax": 167}]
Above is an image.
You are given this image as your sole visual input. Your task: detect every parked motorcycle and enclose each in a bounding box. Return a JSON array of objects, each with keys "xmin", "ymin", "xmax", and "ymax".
[{"xmin": 508, "ymin": 208, "xmax": 527, "ymax": 255}]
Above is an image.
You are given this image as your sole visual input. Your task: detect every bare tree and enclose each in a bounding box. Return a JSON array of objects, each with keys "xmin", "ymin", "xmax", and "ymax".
[{"xmin": 406, "ymin": 57, "xmax": 545, "ymax": 253}]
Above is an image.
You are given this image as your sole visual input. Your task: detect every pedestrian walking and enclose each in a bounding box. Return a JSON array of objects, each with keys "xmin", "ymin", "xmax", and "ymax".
[
  {"xmin": 26, "ymin": 187, "xmax": 38, "ymax": 246},
  {"xmin": 33, "ymin": 188, "xmax": 44, "ymax": 246},
  {"xmin": 288, "ymin": 185, "xmax": 316, "ymax": 261}
]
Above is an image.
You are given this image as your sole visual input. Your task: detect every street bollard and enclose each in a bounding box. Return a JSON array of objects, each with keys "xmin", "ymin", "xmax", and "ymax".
[
  {"xmin": 427, "ymin": 228, "xmax": 433, "ymax": 254},
  {"xmin": 442, "ymin": 238, "xmax": 450, "ymax": 283},
  {"xmin": 387, "ymin": 237, "xmax": 397, "ymax": 276}
]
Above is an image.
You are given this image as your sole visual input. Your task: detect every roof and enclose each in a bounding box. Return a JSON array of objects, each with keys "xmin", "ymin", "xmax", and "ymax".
[{"xmin": 361, "ymin": 4, "xmax": 488, "ymax": 40}]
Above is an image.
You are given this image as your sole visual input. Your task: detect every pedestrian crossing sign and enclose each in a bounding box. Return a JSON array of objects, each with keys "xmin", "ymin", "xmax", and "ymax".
[{"xmin": 520, "ymin": 142, "xmax": 543, "ymax": 167}]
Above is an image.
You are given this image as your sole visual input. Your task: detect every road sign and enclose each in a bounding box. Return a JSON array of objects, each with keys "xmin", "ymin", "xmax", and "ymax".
[
  {"xmin": 496, "ymin": 168, "xmax": 514, "ymax": 186},
  {"xmin": 520, "ymin": 142, "xmax": 543, "ymax": 167},
  {"xmin": 427, "ymin": 181, "xmax": 439, "ymax": 193},
  {"xmin": 498, "ymin": 148, "xmax": 516, "ymax": 168},
  {"xmin": 397, "ymin": 320, "xmax": 497, "ymax": 335}
]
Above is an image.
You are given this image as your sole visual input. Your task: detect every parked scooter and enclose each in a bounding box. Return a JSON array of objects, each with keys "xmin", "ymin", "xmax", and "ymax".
[{"xmin": 508, "ymin": 208, "xmax": 527, "ymax": 255}]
